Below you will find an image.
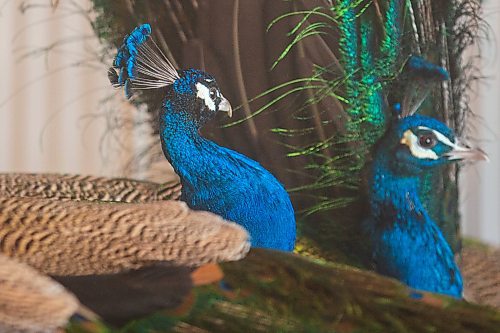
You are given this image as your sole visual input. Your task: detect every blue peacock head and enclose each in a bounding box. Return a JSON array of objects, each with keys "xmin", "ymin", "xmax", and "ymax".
[
  {"xmin": 373, "ymin": 56, "xmax": 488, "ymax": 176},
  {"xmin": 382, "ymin": 113, "xmax": 488, "ymax": 175},
  {"xmin": 166, "ymin": 69, "xmax": 232, "ymax": 128},
  {"xmin": 108, "ymin": 24, "xmax": 232, "ymax": 128}
]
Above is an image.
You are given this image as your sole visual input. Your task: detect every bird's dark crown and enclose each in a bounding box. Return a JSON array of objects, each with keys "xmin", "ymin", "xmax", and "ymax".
[
  {"xmin": 163, "ymin": 69, "xmax": 232, "ymax": 128},
  {"xmin": 172, "ymin": 69, "xmax": 215, "ymax": 94}
]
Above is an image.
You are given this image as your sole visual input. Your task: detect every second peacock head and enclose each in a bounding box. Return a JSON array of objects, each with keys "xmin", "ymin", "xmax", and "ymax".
[
  {"xmin": 382, "ymin": 114, "xmax": 488, "ymax": 176},
  {"xmin": 376, "ymin": 56, "xmax": 488, "ymax": 176},
  {"xmin": 108, "ymin": 23, "xmax": 232, "ymax": 129}
]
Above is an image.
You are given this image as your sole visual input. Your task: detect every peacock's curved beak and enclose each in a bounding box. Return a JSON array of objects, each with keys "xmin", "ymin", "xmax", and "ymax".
[
  {"xmin": 219, "ymin": 96, "xmax": 233, "ymax": 118},
  {"xmin": 444, "ymin": 142, "xmax": 489, "ymax": 162}
]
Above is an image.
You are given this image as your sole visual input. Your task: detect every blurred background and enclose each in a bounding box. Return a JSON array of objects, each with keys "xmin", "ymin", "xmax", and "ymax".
[
  {"xmin": 462, "ymin": 0, "xmax": 500, "ymax": 246},
  {"xmin": 0, "ymin": 0, "xmax": 498, "ymax": 246},
  {"xmin": 0, "ymin": 0, "xmax": 169, "ymax": 180}
]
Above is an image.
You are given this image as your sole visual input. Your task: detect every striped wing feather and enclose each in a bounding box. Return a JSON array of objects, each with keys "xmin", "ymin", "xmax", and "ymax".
[
  {"xmin": 0, "ymin": 173, "xmax": 181, "ymax": 203},
  {"xmin": 462, "ymin": 243, "xmax": 500, "ymax": 309},
  {"xmin": 0, "ymin": 197, "xmax": 250, "ymax": 276}
]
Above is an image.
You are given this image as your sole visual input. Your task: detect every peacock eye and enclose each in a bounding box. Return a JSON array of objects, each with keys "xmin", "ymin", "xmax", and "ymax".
[
  {"xmin": 418, "ymin": 133, "xmax": 437, "ymax": 149},
  {"xmin": 209, "ymin": 87, "xmax": 218, "ymax": 100}
]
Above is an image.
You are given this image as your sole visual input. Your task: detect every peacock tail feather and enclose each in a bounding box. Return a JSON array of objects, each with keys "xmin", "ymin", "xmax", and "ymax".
[{"xmin": 66, "ymin": 249, "xmax": 500, "ymax": 332}]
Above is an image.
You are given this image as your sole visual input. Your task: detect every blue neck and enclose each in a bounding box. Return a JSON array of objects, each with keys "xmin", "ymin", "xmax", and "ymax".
[
  {"xmin": 159, "ymin": 102, "xmax": 296, "ymax": 251},
  {"xmin": 161, "ymin": 111, "xmax": 206, "ymax": 188},
  {"xmin": 370, "ymin": 155, "xmax": 421, "ymax": 219},
  {"xmin": 368, "ymin": 151, "xmax": 463, "ymax": 297},
  {"xmin": 160, "ymin": 111, "xmax": 234, "ymax": 192},
  {"xmin": 159, "ymin": 105, "xmax": 265, "ymax": 199}
]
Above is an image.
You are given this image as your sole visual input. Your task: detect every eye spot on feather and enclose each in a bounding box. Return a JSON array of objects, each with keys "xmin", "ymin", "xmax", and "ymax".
[{"xmin": 195, "ymin": 82, "xmax": 216, "ymax": 111}]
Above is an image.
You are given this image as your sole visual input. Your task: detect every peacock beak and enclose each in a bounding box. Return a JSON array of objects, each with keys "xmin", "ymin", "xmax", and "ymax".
[
  {"xmin": 444, "ymin": 141, "xmax": 489, "ymax": 162},
  {"xmin": 219, "ymin": 96, "xmax": 233, "ymax": 118}
]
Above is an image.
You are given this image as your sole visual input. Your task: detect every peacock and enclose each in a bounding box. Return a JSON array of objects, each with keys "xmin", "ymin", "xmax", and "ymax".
[
  {"xmin": 88, "ymin": 0, "xmax": 500, "ymax": 306},
  {"xmin": 461, "ymin": 242, "xmax": 500, "ymax": 308},
  {"xmin": 0, "ymin": 192, "xmax": 494, "ymax": 332},
  {"xmin": 90, "ymin": 1, "xmax": 496, "ymax": 295},
  {"xmin": 103, "ymin": 22, "xmax": 496, "ymax": 331},
  {"xmin": 366, "ymin": 96, "xmax": 487, "ymax": 298},
  {"xmin": 108, "ymin": 23, "xmax": 296, "ymax": 251},
  {"xmin": 0, "ymin": 194, "xmax": 499, "ymax": 331},
  {"xmin": 0, "ymin": 0, "xmax": 498, "ymax": 331}
]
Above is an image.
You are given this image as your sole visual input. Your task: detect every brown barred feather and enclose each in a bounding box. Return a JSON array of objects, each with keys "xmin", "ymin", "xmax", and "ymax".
[
  {"xmin": 0, "ymin": 197, "xmax": 250, "ymax": 276},
  {"xmin": 0, "ymin": 173, "xmax": 181, "ymax": 203},
  {"xmin": 461, "ymin": 243, "xmax": 500, "ymax": 309},
  {"xmin": 0, "ymin": 253, "xmax": 79, "ymax": 333},
  {"xmin": 0, "ymin": 194, "xmax": 249, "ymax": 325}
]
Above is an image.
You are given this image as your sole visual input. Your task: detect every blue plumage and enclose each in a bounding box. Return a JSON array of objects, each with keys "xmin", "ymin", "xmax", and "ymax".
[
  {"xmin": 366, "ymin": 114, "xmax": 486, "ymax": 297},
  {"xmin": 110, "ymin": 24, "xmax": 296, "ymax": 251},
  {"xmin": 110, "ymin": 24, "xmax": 152, "ymax": 98},
  {"xmin": 406, "ymin": 55, "xmax": 450, "ymax": 81}
]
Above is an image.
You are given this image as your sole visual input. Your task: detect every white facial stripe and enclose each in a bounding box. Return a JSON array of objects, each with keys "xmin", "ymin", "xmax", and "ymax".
[
  {"xmin": 401, "ymin": 130, "xmax": 439, "ymax": 160},
  {"xmin": 195, "ymin": 82, "xmax": 216, "ymax": 111}
]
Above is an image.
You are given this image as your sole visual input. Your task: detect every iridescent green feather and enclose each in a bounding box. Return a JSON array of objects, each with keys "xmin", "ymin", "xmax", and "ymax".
[{"xmin": 67, "ymin": 250, "xmax": 500, "ymax": 332}]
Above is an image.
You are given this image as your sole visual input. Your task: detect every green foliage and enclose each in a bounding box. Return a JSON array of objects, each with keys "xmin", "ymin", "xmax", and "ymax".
[{"xmin": 261, "ymin": 1, "xmax": 403, "ymax": 218}]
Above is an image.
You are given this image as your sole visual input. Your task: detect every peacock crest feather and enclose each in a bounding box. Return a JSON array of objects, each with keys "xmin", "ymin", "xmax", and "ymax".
[{"xmin": 109, "ymin": 23, "xmax": 180, "ymax": 98}]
